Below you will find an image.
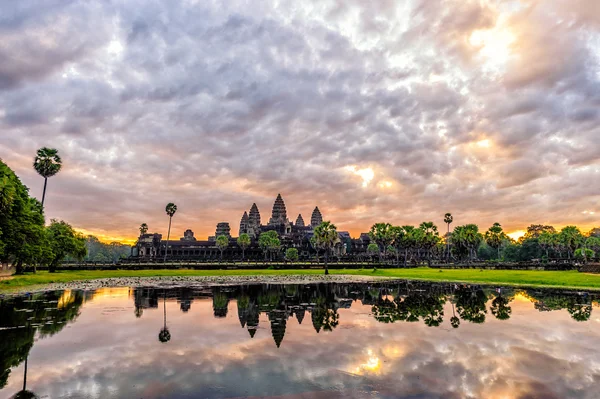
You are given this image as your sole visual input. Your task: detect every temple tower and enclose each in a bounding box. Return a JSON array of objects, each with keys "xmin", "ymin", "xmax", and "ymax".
[
  {"xmin": 215, "ymin": 222, "xmax": 231, "ymax": 238},
  {"xmin": 269, "ymin": 194, "xmax": 288, "ymax": 225},
  {"xmin": 239, "ymin": 211, "xmax": 249, "ymax": 235},
  {"xmin": 310, "ymin": 207, "xmax": 323, "ymax": 227},
  {"xmin": 247, "ymin": 203, "xmax": 261, "ymax": 237},
  {"xmin": 295, "ymin": 214, "xmax": 305, "ymax": 227},
  {"xmin": 181, "ymin": 229, "xmax": 196, "ymax": 241}
]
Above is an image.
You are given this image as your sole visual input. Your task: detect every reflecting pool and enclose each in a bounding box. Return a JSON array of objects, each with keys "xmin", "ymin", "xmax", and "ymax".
[{"xmin": 1, "ymin": 282, "xmax": 599, "ymax": 398}]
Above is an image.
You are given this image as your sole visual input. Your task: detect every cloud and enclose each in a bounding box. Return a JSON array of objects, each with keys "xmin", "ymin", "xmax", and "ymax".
[{"xmin": 0, "ymin": 0, "xmax": 599, "ymax": 240}]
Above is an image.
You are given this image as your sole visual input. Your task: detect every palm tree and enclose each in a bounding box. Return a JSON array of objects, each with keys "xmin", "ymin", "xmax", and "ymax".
[
  {"xmin": 418, "ymin": 221, "xmax": 440, "ymax": 266},
  {"xmin": 444, "ymin": 213, "xmax": 453, "ymax": 261},
  {"xmin": 33, "ymin": 147, "xmax": 62, "ymax": 208},
  {"xmin": 485, "ymin": 222, "xmax": 507, "ymax": 261},
  {"xmin": 216, "ymin": 235, "xmax": 229, "ymax": 261},
  {"xmin": 163, "ymin": 203, "xmax": 177, "ymax": 262},
  {"xmin": 158, "ymin": 292, "xmax": 171, "ymax": 343},
  {"xmin": 237, "ymin": 233, "xmax": 251, "ymax": 261},
  {"xmin": 313, "ymin": 221, "xmax": 338, "ymax": 275},
  {"xmin": 139, "ymin": 223, "xmax": 149, "ymax": 236}
]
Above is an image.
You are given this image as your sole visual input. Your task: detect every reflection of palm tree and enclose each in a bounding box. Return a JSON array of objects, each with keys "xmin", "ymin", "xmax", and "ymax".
[
  {"xmin": 12, "ymin": 355, "xmax": 39, "ymax": 399},
  {"xmin": 158, "ymin": 293, "xmax": 171, "ymax": 343},
  {"xmin": 450, "ymin": 302, "xmax": 460, "ymax": 329}
]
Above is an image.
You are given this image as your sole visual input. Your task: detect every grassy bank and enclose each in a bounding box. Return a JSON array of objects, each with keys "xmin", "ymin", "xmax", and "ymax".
[{"xmin": 1, "ymin": 268, "xmax": 600, "ymax": 292}]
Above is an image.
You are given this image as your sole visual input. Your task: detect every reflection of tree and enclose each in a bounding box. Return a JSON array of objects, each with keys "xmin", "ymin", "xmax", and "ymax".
[
  {"xmin": 158, "ymin": 292, "xmax": 171, "ymax": 343},
  {"xmin": 0, "ymin": 291, "xmax": 83, "ymax": 391},
  {"xmin": 371, "ymin": 297, "xmax": 398, "ymax": 323},
  {"xmin": 450, "ymin": 301, "xmax": 460, "ymax": 328},
  {"xmin": 311, "ymin": 294, "xmax": 339, "ymax": 333},
  {"xmin": 567, "ymin": 300, "xmax": 592, "ymax": 322},
  {"xmin": 394, "ymin": 293, "xmax": 446, "ymax": 326},
  {"xmin": 212, "ymin": 291, "xmax": 230, "ymax": 318},
  {"xmin": 490, "ymin": 295, "xmax": 512, "ymax": 320},
  {"xmin": 455, "ymin": 287, "xmax": 487, "ymax": 324},
  {"xmin": 12, "ymin": 354, "xmax": 39, "ymax": 399},
  {"xmin": 528, "ymin": 291, "xmax": 593, "ymax": 322}
]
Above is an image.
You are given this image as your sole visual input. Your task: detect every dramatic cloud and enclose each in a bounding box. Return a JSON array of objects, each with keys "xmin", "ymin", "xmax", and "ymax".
[{"xmin": 1, "ymin": 0, "xmax": 599, "ymax": 241}]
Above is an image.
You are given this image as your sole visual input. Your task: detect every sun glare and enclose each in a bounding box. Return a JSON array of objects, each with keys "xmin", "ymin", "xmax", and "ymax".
[
  {"xmin": 351, "ymin": 349, "xmax": 381, "ymax": 375},
  {"xmin": 507, "ymin": 230, "xmax": 525, "ymax": 241},
  {"xmin": 345, "ymin": 166, "xmax": 375, "ymax": 187},
  {"xmin": 469, "ymin": 25, "xmax": 515, "ymax": 70}
]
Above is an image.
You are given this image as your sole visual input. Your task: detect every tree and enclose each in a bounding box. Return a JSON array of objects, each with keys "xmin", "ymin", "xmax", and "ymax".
[
  {"xmin": 139, "ymin": 223, "xmax": 148, "ymax": 236},
  {"xmin": 163, "ymin": 203, "xmax": 177, "ymax": 262},
  {"xmin": 452, "ymin": 224, "xmax": 483, "ymax": 261},
  {"xmin": 46, "ymin": 220, "xmax": 87, "ymax": 272},
  {"xmin": 559, "ymin": 226, "xmax": 584, "ymax": 260},
  {"xmin": 237, "ymin": 233, "xmax": 251, "ymax": 261},
  {"xmin": 389, "ymin": 226, "xmax": 406, "ymax": 266},
  {"xmin": 258, "ymin": 231, "xmax": 280, "ymax": 261},
  {"xmin": 0, "ymin": 160, "xmax": 48, "ymax": 273},
  {"xmin": 216, "ymin": 235, "xmax": 229, "ymax": 261},
  {"xmin": 444, "ymin": 213, "xmax": 453, "ymax": 260},
  {"xmin": 400, "ymin": 226, "xmax": 417, "ymax": 266},
  {"xmin": 313, "ymin": 221, "xmax": 338, "ymax": 275},
  {"xmin": 33, "ymin": 147, "xmax": 62, "ymax": 208},
  {"xmin": 523, "ymin": 224, "xmax": 556, "ymax": 241},
  {"xmin": 538, "ymin": 230, "xmax": 558, "ymax": 259},
  {"xmin": 285, "ymin": 247, "xmax": 299, "ymax": 262},
  {"xmin": 585, "ymin": 236, "xmax": 600, "ymax": 255},
  {"xmin": 574, "ymin": 248, "xmax": 595, "ymax": 262},
  {"xmin": 368, "ymin": 223, "xmax": 394, "ymax": 262},
  {"xmin": 485, "ymin": 222, "xmax": 508, "ymax": 260},
  {"xmin": 367, "ymin": 243, "xmax": 379, "ymax": 262},
  {"xmin": 418, "ymin": 222, "xmax": 440, "ymax": 266}
]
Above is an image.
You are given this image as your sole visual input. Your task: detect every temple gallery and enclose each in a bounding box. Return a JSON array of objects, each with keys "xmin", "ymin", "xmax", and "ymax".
[{"xmin": 133, "ymin": 194, "xmax": 373, "ymax": 260}]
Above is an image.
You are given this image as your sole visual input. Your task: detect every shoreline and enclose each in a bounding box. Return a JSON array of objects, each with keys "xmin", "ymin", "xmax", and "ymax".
[{"xmin": 2, "ymin": 268, "xmax": 600, "ymax": 295}]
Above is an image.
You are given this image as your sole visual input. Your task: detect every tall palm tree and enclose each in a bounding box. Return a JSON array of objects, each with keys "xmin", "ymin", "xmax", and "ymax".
[
  {"xmin": 139, "ymin": 223, "xmax": 149, "ymax": 236},
  {"xmin": 158, "ymin": 291, "xmax": 171, "ymax": 343},
  {"xmin": 444, "ymin": 213, "xmax": 453, "ymax": 261},
  {"xmin": 313, "ymin": 221, "xmax": 338, "ymax": 275},
  {"xmin": 163, "ymin": 203, "xmax": 177, "ymax": 262},
  {"xmin": 33, "ymin": 147, "xmax": 62, "ymax": 208}
]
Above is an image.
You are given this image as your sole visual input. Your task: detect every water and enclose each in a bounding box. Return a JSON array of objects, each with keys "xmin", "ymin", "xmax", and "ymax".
[{"xmin": 1, "ymin": 282, "xmax": 599, "ymax": 399}]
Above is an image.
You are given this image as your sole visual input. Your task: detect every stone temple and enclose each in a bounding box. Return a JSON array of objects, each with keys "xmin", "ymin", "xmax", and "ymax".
[
  {"xmin": 310, "ymin": 207, "xmax": 323, "ymax": 227},
  {"xmin": 132, "ymin": 193, "xmax": 373, "ymax": 260}
]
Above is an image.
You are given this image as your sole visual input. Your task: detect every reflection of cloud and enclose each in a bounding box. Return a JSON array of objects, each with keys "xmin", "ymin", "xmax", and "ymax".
[
  {"xmin": 1, "ymin": 1, "xmax": 600, "ymax": 241},
  {"xmin": 2, "ymin": 295, "xmax": 599, "ymax": 398}
]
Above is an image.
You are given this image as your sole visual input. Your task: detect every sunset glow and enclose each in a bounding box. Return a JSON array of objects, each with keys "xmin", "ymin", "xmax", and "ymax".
[{"xmin": 0, "ymin": 0, "xmax": 597, "ymax": 241}]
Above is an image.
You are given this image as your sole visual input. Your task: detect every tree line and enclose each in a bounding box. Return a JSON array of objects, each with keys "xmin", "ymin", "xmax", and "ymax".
[{"xmin": 366, "ymin": 217, "xmax": 599, "ymax": 266}]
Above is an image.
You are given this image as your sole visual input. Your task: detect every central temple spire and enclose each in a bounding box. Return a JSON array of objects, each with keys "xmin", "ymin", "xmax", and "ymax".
[{"xmin": 268, "ymin": 193, "xmax": 288, "ymax": 225}]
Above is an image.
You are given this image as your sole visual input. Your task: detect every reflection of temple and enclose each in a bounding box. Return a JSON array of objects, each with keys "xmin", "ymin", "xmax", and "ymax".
[
  {"xmin": 127, "ymin": 282, "xmax": 597, "ymax": 348},
  {"xmin": 132, "ymin": 193, "xmax": 373, "ymax": 260}
]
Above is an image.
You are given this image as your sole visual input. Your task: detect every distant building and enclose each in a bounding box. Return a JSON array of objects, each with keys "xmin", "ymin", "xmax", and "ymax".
[{"xmin": 132, "ymin": 193, "xmax": 369, "ymax": 261}]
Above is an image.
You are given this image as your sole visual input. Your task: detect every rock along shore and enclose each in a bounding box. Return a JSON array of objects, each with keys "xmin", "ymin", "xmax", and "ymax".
[{"xmin": 4, "ymin": 274, "xmax": 395, "ymax": 296}]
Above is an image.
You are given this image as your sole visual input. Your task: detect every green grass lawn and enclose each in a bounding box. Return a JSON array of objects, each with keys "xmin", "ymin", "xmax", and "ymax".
[{"xmin": 2, "ymin": 268, "xmax": 600, "ymax": 292}]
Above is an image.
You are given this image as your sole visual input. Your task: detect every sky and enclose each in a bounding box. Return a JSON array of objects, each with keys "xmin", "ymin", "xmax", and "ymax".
[{"xmin": 1, "ymin": 0, "xmax": 599, "ymax": 243}]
